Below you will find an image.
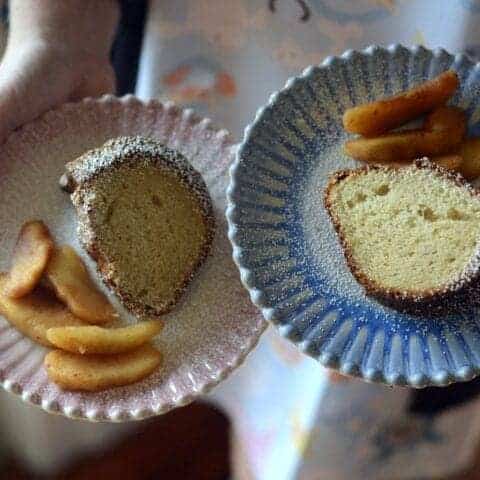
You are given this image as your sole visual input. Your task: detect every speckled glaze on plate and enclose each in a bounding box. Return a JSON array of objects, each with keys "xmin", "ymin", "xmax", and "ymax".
[
  {"xmin": 227, "ymin": 44, "xmax": 480, "ymax": 388},
  {"xmin": 0, "ymin": 95, "xmax": 266, "ymax": 421}
]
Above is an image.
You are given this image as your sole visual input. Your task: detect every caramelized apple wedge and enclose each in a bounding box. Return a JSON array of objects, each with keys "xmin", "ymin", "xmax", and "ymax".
[
  {"xmin": 44, "ymin": 344, "xmax": 162, "ymax": 391},
  {"xmin": 46, "ymin": 246, "xmax": 117, "ymax": 325},
  {"xmin": 432, "ymin": 154, "xmax": 463, "ymax": 172},
  {"xmin": 459, "ymin": 138, "xmax": 480, "ymax": 181},
  {"xmin": 0, "ymin": 273, "xmax": 84, "ymax": 346},
  {"xmin": 4, "ymin": 221, "xmax": 54, "ymax": 298},
  {"xmin": 46, "ymin": 321, "xmax": 164, "ymax": 355},
  {"xmin": 344, "ymin": 106, "xmax": 467, "ymax": 163}
]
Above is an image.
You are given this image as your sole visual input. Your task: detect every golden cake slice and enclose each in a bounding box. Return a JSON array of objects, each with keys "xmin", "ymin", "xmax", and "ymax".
[
  {"xmin": 324, "ymin": 159, "xmax": 480, "ymax": 314},
  {"xmin": 62, "ymin": 136, "xmax": 215, "ymax": 317}
]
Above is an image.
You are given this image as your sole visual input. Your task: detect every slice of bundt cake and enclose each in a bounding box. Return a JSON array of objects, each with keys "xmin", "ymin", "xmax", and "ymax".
[
  {"xmin": 324, "ymin": 159, "xmax": 480, "ymax": 314},
  {"xmin": 62, "ymin": 136, "xmax": 215, "ymax": 318}
]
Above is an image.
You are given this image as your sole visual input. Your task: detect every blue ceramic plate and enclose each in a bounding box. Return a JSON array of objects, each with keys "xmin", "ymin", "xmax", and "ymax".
[{"xmin": 227, "ymin": 44, "xmax": 480, "ymax": 388}]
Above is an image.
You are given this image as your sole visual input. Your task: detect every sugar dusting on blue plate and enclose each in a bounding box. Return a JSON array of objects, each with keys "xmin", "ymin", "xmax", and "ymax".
[{"xmin": 228, "ymin": 45, "xmax": 480, "ymax": 387}]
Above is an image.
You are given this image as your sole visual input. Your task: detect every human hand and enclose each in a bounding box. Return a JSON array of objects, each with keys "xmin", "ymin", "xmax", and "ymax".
[{"xmin": 0, "ymin": 0, "xmax": 119, "ymax": 143}]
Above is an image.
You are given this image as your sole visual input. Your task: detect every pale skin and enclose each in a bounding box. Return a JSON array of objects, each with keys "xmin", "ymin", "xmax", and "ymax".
[{"xmin": 0, "ymin": 0, "xmax": 119, "ymax": 142}]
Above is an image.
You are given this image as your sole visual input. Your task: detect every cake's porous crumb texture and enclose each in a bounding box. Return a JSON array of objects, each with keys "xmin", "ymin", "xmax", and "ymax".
[
  {"xmin": 64, "ymin": 136, "xmax": 215, "ymax": 318},
  {"xmin": 324, "ymin": 159, "xmax": 480, "ymax": 314}
]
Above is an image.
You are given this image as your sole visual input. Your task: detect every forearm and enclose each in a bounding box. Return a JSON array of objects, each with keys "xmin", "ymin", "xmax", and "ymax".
[
  {"xmin": 7, "ymin": 0, "xmax": 120, "ymax": 59},
  {"xmin": 0, "ymin": 0, "xmax": 119, "ymax": 140}
]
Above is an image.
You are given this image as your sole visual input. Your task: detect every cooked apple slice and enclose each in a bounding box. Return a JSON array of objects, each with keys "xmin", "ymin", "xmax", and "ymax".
[
  {"xmin": 4, "ymin": 221, "xmax": 54, "ymax": 298},
  {"xmin": 0, "ymin": 273, "xmax": 84, "ymax": 346},
  {"xmin": 46, "ymin": 320, "xmax": 164, "ymax": 355},
  {"xmin": 46, "ymin": 246, "xmax": 117, "ymax": 325},
  {"xmin": 459, "ymin": 138, "xmax": 480, "ymax": 181},
  {"xmin": 44, "ymin": 344, "xmax": 162, "ymax": 391}
]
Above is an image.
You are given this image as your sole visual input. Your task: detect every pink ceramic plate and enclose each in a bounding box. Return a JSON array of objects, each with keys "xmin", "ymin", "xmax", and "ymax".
[{"xmin": 0, "ymin": 95, "xmax": 266, "ymax": 422}]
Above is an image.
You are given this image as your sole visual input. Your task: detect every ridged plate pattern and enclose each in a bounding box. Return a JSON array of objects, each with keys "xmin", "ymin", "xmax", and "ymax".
[
  {"xmin": 0, "ymin": 95, "xmax": 266, "ymax": 421},
  {"xmin": 227, "ymin": 44, "xmax": 480, "ymax": 388}
]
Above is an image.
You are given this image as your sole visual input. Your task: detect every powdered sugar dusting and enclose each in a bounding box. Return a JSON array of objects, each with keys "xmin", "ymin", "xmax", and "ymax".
[
  {"xmin": 0, "ymin": 96, "xmax": 265, "ymax": 421},
  {"xmin": 301, "ymin": 143, "xmax": 364, "ymax": 297},
  {"xmin": 300, "ymin": 134, "xmax": 406, "ymax": 321},
  {"xmin": 68, "ymin": 136, "xmax": 216, "ymax": 317},
  {"xmin": 300, "ymin": 145, "xmax": 480, "ymax": 321},
  {"xmin": 229, "ymin": 45, "xmax": 480, "ymax": 387},
  {"xmin": 318, "ymin": 157, "xmax": 480, "ymax": 313}
]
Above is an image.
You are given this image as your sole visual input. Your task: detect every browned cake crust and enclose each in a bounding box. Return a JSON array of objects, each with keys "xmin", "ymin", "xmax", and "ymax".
[
  {"xmin": 324, "ymin": 159, "xmax": 480, "ymax": 315},
  {"xmin": 62, "ymin": 136, "xmax": 215, "ymax": 318}
]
